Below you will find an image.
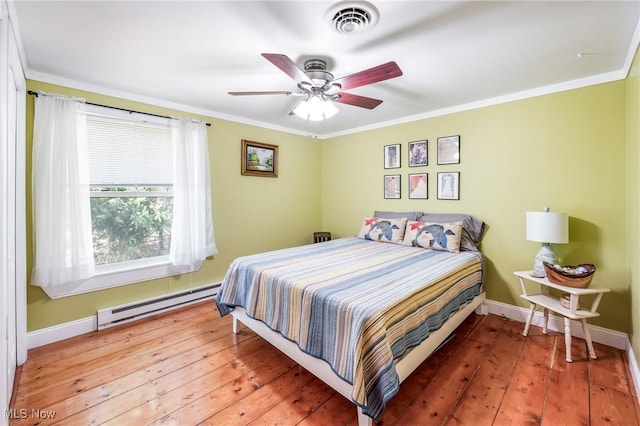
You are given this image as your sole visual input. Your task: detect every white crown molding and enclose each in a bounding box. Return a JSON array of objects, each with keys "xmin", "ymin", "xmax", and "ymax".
[
  {"xmin": 28, "ymin": 65, "xmax": 626, "ymax": 141},
  {"xmin": 323, "ymin": 13, "xmax": 640, "ymax": 140},
  {"xmin": 24, "ymin": 69, "xmax": 312, "ymax": 138},
  {"xmin": 322, "ymin": 69, "xmax": 627, "ymax": 139},
  {"xmin": 5, "ymin": 0, "xmax": 28, "ymax": 71},
  {"xmin": 623, "ymin": 16, "xmax": 640, "ymax": 78},
  {"xmin": 12, "ymin": 4, "xmax": 639, "ymax": 141}
]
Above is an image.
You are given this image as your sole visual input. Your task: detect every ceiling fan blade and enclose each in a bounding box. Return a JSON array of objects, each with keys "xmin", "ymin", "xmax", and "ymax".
[
  {"xmin": 333, "ymin": 61, "xmax": 403, "ymax": 91},
  {"xmin": 262, "ymin": 53, "xmax": 312, "ymax": 84},
  {"xmin": 334, "ymin": 92, "xmax": 383, "ymax": 109},
  {"xmin": 228, "ymin": 91, "xmax": 292, "ymax": 96}
]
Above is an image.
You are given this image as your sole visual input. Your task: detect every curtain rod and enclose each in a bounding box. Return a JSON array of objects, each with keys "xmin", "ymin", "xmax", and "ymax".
[{"xmin": 27, "ymin": 90, "xmax": 211, "ymax": 127}]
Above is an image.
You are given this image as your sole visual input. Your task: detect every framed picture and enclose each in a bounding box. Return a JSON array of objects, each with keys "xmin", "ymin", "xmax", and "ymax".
[
  {"xmin": 408, "ymin": 140, "xmax": 428, "ymax": 167},
  {"xmin": 409, "ymin": 173, "xmax": 428, "ymax": 199},
  {"xmin": 241, "ymin": 139, "xmax": 278, "ymax": 178},
  {"xmin": 384, "ymin": 144, "xmax": 401, "ymax": 169},
  {"xmin": 437, "ymin": 135, "xmax": 460, "ymax": 165},
  {"xmin": 384, "ymin": 174, "xmax": 401, "ymax": 199},
  {"xmin": 437, "ymin": 172, "xmax": 460, "ymax": 200}
]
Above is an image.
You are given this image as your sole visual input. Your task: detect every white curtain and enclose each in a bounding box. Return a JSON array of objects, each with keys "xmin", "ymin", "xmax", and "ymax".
[
  {"xmin": 170, "ymin": 119, "xmax": 217, "ymax": 267},
  {"xmin": 31, "ymin": 93, "xmax": 95, "ymax": 287}
]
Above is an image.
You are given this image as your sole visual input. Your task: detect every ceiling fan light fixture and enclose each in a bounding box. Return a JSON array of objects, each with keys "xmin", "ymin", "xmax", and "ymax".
[
  {"xmin": 293, "ymin": 95, "xmax": 339, "ymax": 121},
  {"xmin": 325, "ymin": 1, "xmax": 380, "ymax": 35}
]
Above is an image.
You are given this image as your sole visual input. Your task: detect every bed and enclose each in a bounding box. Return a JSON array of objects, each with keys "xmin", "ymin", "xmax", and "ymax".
[{"xmin": 215, "ymin": 214, "xmax": 486, "ymax": 425}]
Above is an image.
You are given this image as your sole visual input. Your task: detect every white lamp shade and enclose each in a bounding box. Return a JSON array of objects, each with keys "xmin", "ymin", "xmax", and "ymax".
[
  {"xmin": 293, "ymin": 96, "xmax": 339, "ymax": 121},
  {"xmin": 526, "ymin": 211, "xmax": 569, "ymax": 244}
]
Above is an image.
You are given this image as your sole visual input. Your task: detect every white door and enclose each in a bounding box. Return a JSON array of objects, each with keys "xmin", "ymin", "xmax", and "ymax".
[
  {"xmin": 9, "ymin": 16, "xmax": 27, "ymax": 370},
  {"xmin": 0, "ymin": 7, "xmax": 10, "ymax": 421},
  {"xmin": 5, "ymin": 34, "xmax": 18, "ymax": 404},
  {"xmin": 1, "ymin": 6, "xmax": 26, "ymax": 422}
]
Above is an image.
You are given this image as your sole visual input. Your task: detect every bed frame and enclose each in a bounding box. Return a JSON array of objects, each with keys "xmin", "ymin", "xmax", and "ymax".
[{"xmin": 231, "ymin": 291, "xmax": 487, "ymax": 425}]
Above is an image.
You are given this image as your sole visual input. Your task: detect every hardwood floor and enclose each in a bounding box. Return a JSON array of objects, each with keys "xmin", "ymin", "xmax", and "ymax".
[{"xmin": 10, "ymin": 301, "xmax": 640, "ymax": 426}]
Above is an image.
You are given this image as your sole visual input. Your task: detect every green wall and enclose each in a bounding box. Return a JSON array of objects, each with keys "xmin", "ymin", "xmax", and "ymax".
[
  {"xmin": 626, "ymin": 45, "xmax": 640, "ymax": 367},
  {"xmin": 26, "ymin": 76, "xmax": 633, "ymax": 337},
  {"xmin": 321, "ymin": 81, "xmax": 628, "ymax": 332},
  {"xmin": 25, "ymin": 80, "xmax": 321, "ymax": 331}
]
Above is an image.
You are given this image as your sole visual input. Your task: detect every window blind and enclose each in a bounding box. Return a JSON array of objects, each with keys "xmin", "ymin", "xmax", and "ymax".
[{"xmin": 87, "ymin": 114, "xmax": 173, "ymax": 186}]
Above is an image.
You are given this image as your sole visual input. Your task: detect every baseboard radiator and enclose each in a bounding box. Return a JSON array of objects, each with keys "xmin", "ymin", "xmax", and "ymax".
[{"xmin": 97, "ymin": 283, "xmax": 220, "ymax": 330}]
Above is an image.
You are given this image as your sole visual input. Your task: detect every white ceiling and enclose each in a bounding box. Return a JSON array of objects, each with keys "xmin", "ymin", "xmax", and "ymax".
[{"xmin": 10, "ymin": 1, "xmax": 640, "ymax": 138}]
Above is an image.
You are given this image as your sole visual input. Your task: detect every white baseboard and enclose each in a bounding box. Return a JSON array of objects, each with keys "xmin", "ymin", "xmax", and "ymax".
[
  {"xmin": 485, "ymin": 299, "xmax": 640, "ymax": 404},
  {"xmin": 27, "ymin": 282, "xmax": 220, "ymax": 349},
  {"xmin": 27, "ymin": 315, "xmax": 96, "ymax": 349},
  {"xmin": 627, "ymin": 343, "xmax": 640, "ymax": 405},
  {"xmin": 28, "ymin": 298, "xmax": 630, "ymax": 350},
  {"xmin": 484, "ymin": 299, "xmax": 628, "ymax": 350},
  {"xmin": 25, "ymin": 297, "xmax": 638, "ymax": 400}
]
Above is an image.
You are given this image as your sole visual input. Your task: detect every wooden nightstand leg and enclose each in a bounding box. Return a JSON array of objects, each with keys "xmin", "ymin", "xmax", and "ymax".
[
  {"xmin": 542, "ymin": 308, "xmax": 549, "ymax": 334},
  {"xmin": 581, "ymin": 319, "xmax": 597, "ymax": 359},
  {"xmin": 523, "ymin": 303, "xmax": 536, "ymax": 337},
  {"xmin": 564, "ymin": 317, "xmax": 572, "ymax": 363}
]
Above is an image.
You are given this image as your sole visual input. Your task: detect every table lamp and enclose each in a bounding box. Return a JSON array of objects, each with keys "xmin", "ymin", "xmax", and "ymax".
[{"xmin": 526, "ymin": 208, "xmax": 569, "ymax": 277}]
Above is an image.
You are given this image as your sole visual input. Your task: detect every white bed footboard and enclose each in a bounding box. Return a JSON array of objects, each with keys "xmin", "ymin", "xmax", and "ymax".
[{"xmin": 230, "ymin": 292, "xmax": 486, "ymax": 425}]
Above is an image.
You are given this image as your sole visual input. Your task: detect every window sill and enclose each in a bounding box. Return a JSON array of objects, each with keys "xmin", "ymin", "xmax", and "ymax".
[{"xmin": 36, "ymin": 257, "xmax": 202, "ymax": 299}]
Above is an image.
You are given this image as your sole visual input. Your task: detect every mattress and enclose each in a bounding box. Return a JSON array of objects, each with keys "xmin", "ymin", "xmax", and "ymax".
[{"xmin": 215, "ymin": 237, "xmax": 484, "ymax": 418}]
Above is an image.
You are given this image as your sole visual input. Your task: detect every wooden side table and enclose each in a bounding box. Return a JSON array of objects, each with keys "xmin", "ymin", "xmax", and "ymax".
[{"xmin": 514, "ymin": 271, "xmax": 610, "ymax": 362}]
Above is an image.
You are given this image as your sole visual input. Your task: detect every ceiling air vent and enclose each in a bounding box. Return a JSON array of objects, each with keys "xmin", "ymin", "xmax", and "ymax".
[{"xmin": 325, "ymin": 1, "xmax": 380, "ymax": 34}]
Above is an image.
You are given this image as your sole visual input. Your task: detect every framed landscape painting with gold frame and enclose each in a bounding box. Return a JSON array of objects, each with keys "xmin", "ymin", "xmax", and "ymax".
[{"xmin": 241, "ymin": 139, "xmax": 278, "ymax": 177}]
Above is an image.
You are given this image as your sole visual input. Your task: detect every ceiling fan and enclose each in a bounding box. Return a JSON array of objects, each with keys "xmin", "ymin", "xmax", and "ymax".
[{"xmin": 229, "ymin": 53, "xmax": 403, "ymax": 120}]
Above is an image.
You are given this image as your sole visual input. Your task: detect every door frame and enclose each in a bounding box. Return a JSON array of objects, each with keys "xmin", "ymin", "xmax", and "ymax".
[{"xmin": 8, "ymin": 10, "xmax": 26, "ymax": 367}]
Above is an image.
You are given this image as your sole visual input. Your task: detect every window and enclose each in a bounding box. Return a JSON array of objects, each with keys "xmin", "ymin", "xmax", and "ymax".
[
  {"xmin": 86, "ymin": 111, "xmax": 174, "ymax": 267},
  {"xmin": 31, "ymin": 98, "xmax": 215, "ymax": 299},
  {"xmin": 45, "ymin": 106, "xmax": 198, "ymax": 298}
]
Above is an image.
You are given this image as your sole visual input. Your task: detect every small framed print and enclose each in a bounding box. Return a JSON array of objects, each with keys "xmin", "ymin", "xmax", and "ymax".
[
  {"xmin": 409, "ymin": 173, "xmax": 428, "ymax": 199},
  {"xmin": 437, "ymin": 172, "xmax": 460, "ymax": 200},
  {"xmin": 384, "ymin": 174, "xmax": 401, "ymax": 199},
  {"xmin": 408, "ymin": 140, "xmax": 428, "ymax": 167},
  {"xmin": 241, "ymin": 139, "xmax": 278, "ymax": 177},
  {"xmin": 384, "ymin": 144, "xmax": 401, "ymax": 169},
  {"xmin": 437, "ymin": 135, "xmax": 460, "ymax": 165}
]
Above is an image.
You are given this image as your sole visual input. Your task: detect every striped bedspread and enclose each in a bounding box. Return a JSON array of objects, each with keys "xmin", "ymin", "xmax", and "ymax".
[{"xmin": 215, "ymin": 237, "xmax": 483, "ymax": 418}]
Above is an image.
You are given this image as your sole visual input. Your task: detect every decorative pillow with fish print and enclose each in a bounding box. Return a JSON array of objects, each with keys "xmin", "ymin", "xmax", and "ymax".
[
  {"xmin": 401, "ymin": 221, "xmax": 463, "ymax": 253},
  {"xmin": 357, "ymin": 216, "xmax": 407, "ymax": 244}
]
